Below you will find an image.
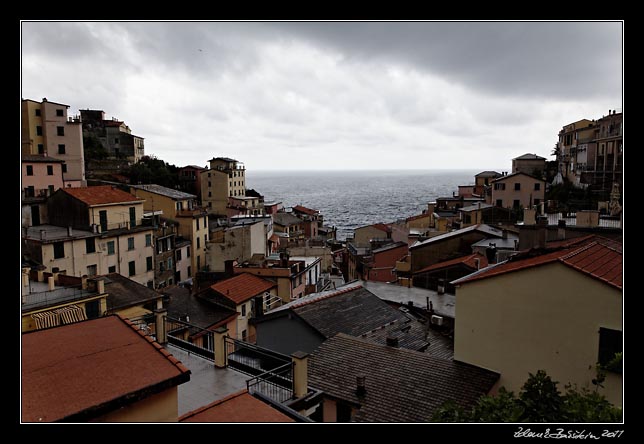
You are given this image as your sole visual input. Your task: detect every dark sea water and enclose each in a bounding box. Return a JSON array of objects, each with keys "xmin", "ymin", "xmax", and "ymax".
[{"xmin": 246, "ymin": 170, "xmax": 479, "ymax": 240}]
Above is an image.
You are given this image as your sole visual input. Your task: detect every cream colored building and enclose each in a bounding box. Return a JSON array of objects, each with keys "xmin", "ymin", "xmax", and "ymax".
[
  {"xmin": 491, "ymin": 172, "xmax": 545, "ymax": 210},
  {"xmin": 201, "ymin": 157, "xmax": 246, "ymax": 214},
  {"xmin": 130, "ymin": 185, "xmax": 208, "ymax": 277},
  {"xmin": 206, "ymin": 221, "xmax": 266, "ymax": 272},
  {"xmin": 21, "ymin": 98, "xmax": 86, "ymax": 187},
  {"xmin": 35, "ymin": 186, "xmax": 155, "ymax": 286},
  {"xmin": 453, "ymin": 236, "xmax": 622, "ymax": 407}
]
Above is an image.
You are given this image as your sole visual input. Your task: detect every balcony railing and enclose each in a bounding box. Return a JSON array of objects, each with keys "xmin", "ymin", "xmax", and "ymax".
[{"xmin": 246, "ymin": 362, "xmax": 294, "ymax": 403}]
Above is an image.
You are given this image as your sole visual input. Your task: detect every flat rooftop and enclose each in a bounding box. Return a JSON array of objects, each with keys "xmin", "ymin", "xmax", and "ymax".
[{"xmin": 360, "ymin": 280, "xmax": 455, "ymax": 319}]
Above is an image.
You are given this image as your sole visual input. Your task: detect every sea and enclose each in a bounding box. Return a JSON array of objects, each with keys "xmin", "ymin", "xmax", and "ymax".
[{"xmin": 246, "ymin": 169, "xmax": 480, "ymax": 241}]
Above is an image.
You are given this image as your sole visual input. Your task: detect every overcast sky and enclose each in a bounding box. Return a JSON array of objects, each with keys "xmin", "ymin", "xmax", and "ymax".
[{"xmin": 21, "ymin": 21, "xmax": 622, "ymax": 171}]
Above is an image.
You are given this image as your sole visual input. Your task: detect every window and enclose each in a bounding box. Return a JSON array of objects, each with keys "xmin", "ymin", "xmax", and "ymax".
[
  {"xmin": 168, "ymin": 257, "xmax": 173, "ymax": 269},
  {"xmin": 187, "ymin": 246, "xmax": 191, "ymax": 257},
  {"xmin": 127, "ymin": 237, "xmax": 135, "ymax": 250},
  {"xmin": 86, "ymin": 238, "xmax": 96, "ymax": 254},
  {"xmin": 598, "ymin": 328, "xmax": 622, "ymax": 373},
  {"xmin": 241, "ymin": 304, "xmax": 247, "ymax": 317},
  {"xmin": 107, "ymin": 241, "xmax": 115, "ymax": 255},
  {"xmin": 56, "ymin": 109, "xmax": 64, "ymax": 117},
  {"xmin": 197, "ymin": 255, "xmax": 201, "ymax": 270},
  {"xmin": 47, "ymin": 165, "xmax": 54, "ymax": 175},
  {"xmin": 208, "ymin": 191, "xmax": 211, "ymax": 197},
  {"xmin": 108, "ymin": 265, "xmax": 116, "ymax": 273},
  {"xmin": 58, "ymin": 144, "xmax": 65, "ymax": 154},
  {"xmin": 48, "ymin": 185, "xmax": 55, "ymax": 194},
  {"xmin": 26, "ymin": 165, "xmax": 33, "ymax": 176},
  {"xmin": 57, "ymin": 126, "xmax": 64, "ymax": 136},
  {"xmin": 513, "ymin": 200, "xmax": 521, "ymax": 208},
  {"xmin": 35, "ymin": 109, "xmax": 41, "ymax": 117},
  {"xmin": 187, "ymin": 266, "xmax": 191, "ymax": 277},
  {"xmin": 196, "ymin": 218, "xmax": 200, "ymax": 230},
  {"xmin": 176, "ymin": 202, "xmax": 182, "ymax": 211},
  {"xmin": 146, "ymin": 256, "xmax": 153, "ymax": 271},
  {"xmin": 204, "ymin": 216, "xmax": 207, "ymax": 228},
  {"xmin": 26, "ymin": 186, "xmax": 35, "ymax": 198},
  {"xmin": 53, "ymin": 242, "xmax": 65, "ymax": 259},
  {"xmin": 496, "ymin": 199, "xmax": 503, "ymax": 207},
  {"xmin": 208, "ymin": 181, "xmax": 212, "ymax": 187},
  {"xmin": 36, "ymin": 126, "xmax": 43, "ymax": 136},
  {"xmin": 494, "ymin": 183, "xmax": 506, "ymax": 191},
  {"xmin": 145, "ymin": 233, "xmax": 152, "ymax": 247},
  {"xmin": 129, "ymin": 207, "xmax": 136, "ymax": 228},
  {"xmin": 197, "ymin": 237, "xmax": 200, "ymax": 249},
  {"xmin": 534, "ymin": 183, "xmax": 541, "ymax": 191},
  {"xmin": 99, "ymin": 210, "xmax": 108, "ymax": 232},
  {"xmin": 242, "ymin": 329, "xmax": 247, "ymax": 341},
  {"xmin": 514, "ymin": 183, "xmax": 521, "ymax": 191},
  {"xmin": 62, "ymin": 163, "xmax": 67, "ymax": 173},
  {"xmin": 208, "ymin": 172, "xmax": 211, "ymax": 177},
  {"xmin": 87, "ymin": 264, "xmax": 97, "ymax": 277},
  {"xmin": 37, "ymin": 144, "xmax": 44, "ymax": 154},
  {"xmin": 176, "ymin": 249, "xmax": 182, "ymax": 261},
  {"xmin": 128, "ymin": 261, "xmax": 136, "ymax": 276},
  {"xmin": 114, "ymin": 137, "xmax": 119, "ymax": 144}
]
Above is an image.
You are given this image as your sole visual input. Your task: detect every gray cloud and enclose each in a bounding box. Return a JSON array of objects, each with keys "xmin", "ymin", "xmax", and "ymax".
[{"xmin": 21, "ymin": 21, "xmax": 622, "ymax": 171}]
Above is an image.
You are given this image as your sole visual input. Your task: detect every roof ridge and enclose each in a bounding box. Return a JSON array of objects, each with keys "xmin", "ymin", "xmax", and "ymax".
[
  {"xmin": 290, "ymin": 285, "xmax": 363, "ymax": 310},
  {"xmin": 558, "ymin": 240, "xmax": 598, "ymax": 261}
]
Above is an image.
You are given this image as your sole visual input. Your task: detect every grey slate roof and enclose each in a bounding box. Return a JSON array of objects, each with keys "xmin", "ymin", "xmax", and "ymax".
[
  {"xmin": 410, "ymin": 224, "xmax": 504, "ymax": 250},
  {"xmin": 102, "ymin": 273, "xmax": 161, "ymax": 312},
  {"xmin": 308, "ymin": 334, "xmax": 499, "ymax": 422},
  {"xmin": 292, "ymin": 287, "xmax": 410, "ymax": 338},
  {"xmin": 22, "ymin": 155, "xmax": 64, "ymax": 163},
  {"xmin": 513, "ymin": 153, "xmax": 546, "ymax": 160},
  {"xmin": 272, "ymin": 212, "xmax": 303, "ymax": 226},
  {"xmin": 130, "ymin": 184, "xmax": 196, "ymax": 200},
  {"xmin": 475, "ymin": 171, "xmax": 501, "ymax": 178},
  {"xmin": 371, "ymin": 241, "xmax": 408, "ymax": 254},
  {"xmin": 163, "ymin": 286, "xmax": 237, "ymax": 329}
]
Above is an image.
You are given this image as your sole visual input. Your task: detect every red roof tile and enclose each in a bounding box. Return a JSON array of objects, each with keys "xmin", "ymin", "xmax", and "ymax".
[
  {"xmin": 292, "ymin": 205, "xmax": 319, "ymax": 216},
  {"xmin": 414, "ymin": 253, "xmax": 488, "ymax": 275},
  {"xmin": 454, "ymin": 236, "xmax": 622, "ymax": 289},
  {"xmin": 63, "ymin": 185, "xmax": 143, "ymax": 206},
  {"xmin": 21, "ymin": 315, "xmax": 190, "ymax": 422},
  {"xmin": 372, "ymin": 223, "xmax": 392, "ymax": 233},
  {"xmin": 211, "ymin": 273, "xmax": 277, "ymax": 305},
  {"xmin": 179, "ymin": 390, "xmax": 295, "ymax": 423}
]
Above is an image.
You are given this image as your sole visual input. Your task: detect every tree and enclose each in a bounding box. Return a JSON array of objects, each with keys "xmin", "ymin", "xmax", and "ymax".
[{"xmin": 432, "ymin": 370, "xmax": 622, "ymax": 423}]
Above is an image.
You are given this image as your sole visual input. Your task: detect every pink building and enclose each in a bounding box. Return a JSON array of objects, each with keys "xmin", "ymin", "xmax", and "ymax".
[{"xmin": 22, "ymin": 155, "xmax": 66, "ymax": 227}]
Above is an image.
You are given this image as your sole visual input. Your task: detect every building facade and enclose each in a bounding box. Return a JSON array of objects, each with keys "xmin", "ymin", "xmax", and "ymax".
[
  {"xmin": 21, "ymin": 98, "xmax": 86, "ymax": 187},
  {"xmin": 80, "ymin": 109, "xmax": 145, "ymax": 162},
  {"xmin": 22, "ymin": 155, "xmax": 66, "ymax": 227},
  {"xmin": 201, "ymin": 157, "xmax": 247, "ymax": 215},
  {"xmin": 491, "ymin": 172, "xmax": 546, "ymax": 210}
]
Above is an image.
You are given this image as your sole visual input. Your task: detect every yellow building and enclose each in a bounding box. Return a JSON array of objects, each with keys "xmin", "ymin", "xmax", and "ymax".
[
  {"xmin": 452, "ymin": 236, "xmax": 622, "ymax": 407},
  {"xmin": 491, "ymin": 171, "xmax": 545, "ymax": 210},
  {"xmin": 201, "ymin": 157, "xmax": 246, "ymax": 214},
  {"xmin": 27, "ymin": 186, "xmax": 155, "ymax": 286},
  {"xmin": 21, "ymin": 98, "xmax": 86, "ymax": 187},
  {"xmin": 130, "ymin": 184, "xmax": 209, "ymax": 277}
]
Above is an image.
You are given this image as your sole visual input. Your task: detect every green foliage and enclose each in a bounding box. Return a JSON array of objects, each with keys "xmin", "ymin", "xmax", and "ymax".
[
  {"xmin": 83, "ymin": 133, "xmax": 109, "ymax": 160},
  {"xmin": 432, "ymin": 370, "xmax": 622, "ymax": 423},
  {"xmin": 126, "ymin": 155, "xmax": 179, "ymax": 189}
]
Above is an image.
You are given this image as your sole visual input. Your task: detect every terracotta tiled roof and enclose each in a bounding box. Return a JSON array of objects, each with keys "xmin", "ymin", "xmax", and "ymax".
[
  {"xmin": 453, "ymin": 236, "xmax": 622, "ymax": 289},
  {"xmin": 414, "ymin": 253, "xmax": 488, "ymax": 275},
  {"xmin": 491, "ymin": 171, "xmax": 545, "ymax": 182},
  {"xmin": 292, "ymin": 205, "xmax": 319, "ymax": 216},
  {"xmin": 21, "ymin": 315, "xmax": 190, "ymax": 422},
  {"xmin": 372, "ymin": 223, "xmax": 392, "ymax": 233},
  {"xmin": 179, "ymin": 390, "xmax": 295, "ymax": 423},
  {"xmin": 308, "ymin": 334, "xmax": 499, "ymax": 422},
  {"xmin": 63, "ymin": 185, "xmax": 143, "ymax": 206},
  {"xmin": 210, "ymin": 273, "xmax": 277, "ymax": 305}
]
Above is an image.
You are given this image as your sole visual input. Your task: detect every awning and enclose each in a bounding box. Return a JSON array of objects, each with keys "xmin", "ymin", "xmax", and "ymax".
[{"xmin": 31, "ymin": 305, "xmax": 87, "ymax": 330}]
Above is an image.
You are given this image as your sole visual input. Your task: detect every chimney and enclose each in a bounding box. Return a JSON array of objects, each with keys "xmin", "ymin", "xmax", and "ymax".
[
  {"xmin": 536, "ymin": 216, "xmax": 548, "ymax": 249},
  {"xmin": 254, "ymin": 295, "xmax": 264, "ymax": 318},
  {"xmin": 485, "ymin": 243, "xmax": 497, "ymax": 264},
  {"xmin": 97, "ymin": 278, "xmax": 105, "ymax": 294},
  {"xmin": 557, "ymin": 220, "xmax": 566, "ymax": 240},
  {"xmin": 356, "ymin": 374, "xmax": 366, "ymax": 397},
  {"xmin": 47, "ymin": 276, "xmax": 55, "ymax": 291},
  {"xmin": 37, "ymin": 270, "xmax": 44, "ymax": 282},
  {"xmin": 291, "ymin": 351, "xmax": 309, "ymax": 399},
  {"xmin": 523, "ymin": 208, "xmax": 536, "ymax": 225},
  {"xmin": 67, "ymin": 226, "xmax": 73, "ymax": 236},
  {"xmin": 474, "ymin": 257, "xmax": 481, "ymax": 270},
  {"xmin": 386, "ymin": 335, "xmax": 399, "ymax": 347},
  {"xmin": 576, "ymin": 210, "xmax": 599, "ymax": 228},
  {"xmin": 437, "ymin": 279, "xmax": 445, "ymax": 295},
  {"xmin": 81, "ymin": 275, "xmax": 88, "ymax": 290},
  {"xmin": 280, "ymin": 251, "xmax": 289, "ymax": 268},
  {"xmin": 514, "ymin": 239, "xmax": 519, "ymax": 251}
]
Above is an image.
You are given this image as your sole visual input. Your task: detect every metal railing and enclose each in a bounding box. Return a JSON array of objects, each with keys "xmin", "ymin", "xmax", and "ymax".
[
  {"xmin": 224, "ymin": 337, "xmax": 291, "ymax": 376},
  {"xmin": 164, "ymin": 316, "xmax": 215, "ymax": 361},
  {"xmin": 22, "ymin": 286, "xmax": 96, "ymax": 312},
  {"xmin": 246, "ymin": 362, "xmax": 294, "ymax": 403}
]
